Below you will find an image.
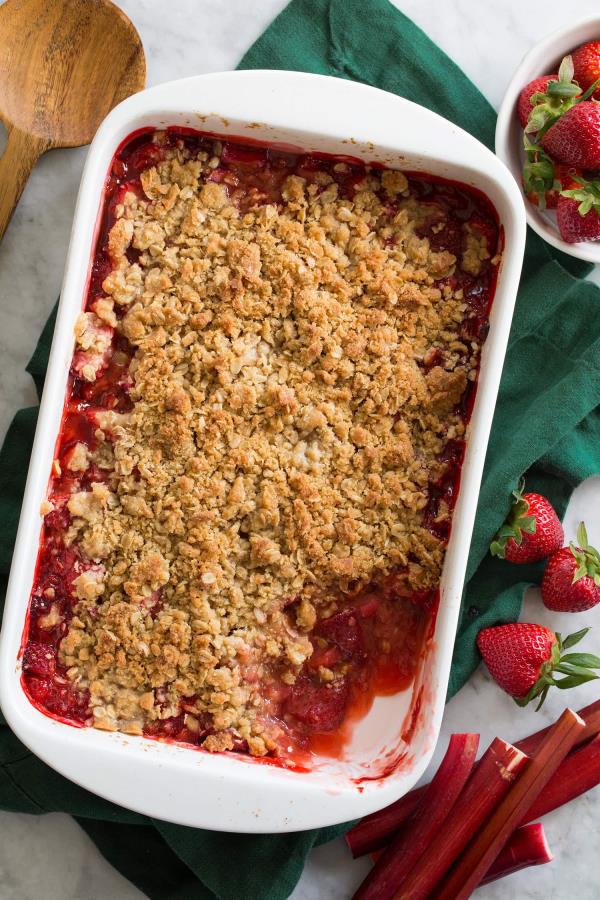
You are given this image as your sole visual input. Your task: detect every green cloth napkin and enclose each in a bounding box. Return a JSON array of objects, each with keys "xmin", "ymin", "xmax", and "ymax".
[{"xmin": 1, "ymin": 1, "xmax": 600, "ymax": 898}]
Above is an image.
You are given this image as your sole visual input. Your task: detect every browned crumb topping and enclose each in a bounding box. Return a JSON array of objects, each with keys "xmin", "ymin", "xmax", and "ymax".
[{"xmin": 59, "ymin": 136, "xmax": 497, "ymax": 753}]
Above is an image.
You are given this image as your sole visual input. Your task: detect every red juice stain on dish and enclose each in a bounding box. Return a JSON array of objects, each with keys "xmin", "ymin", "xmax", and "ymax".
[{"xmin": 21, "ymin": 128, "xmax": 499, "ymax": 759}]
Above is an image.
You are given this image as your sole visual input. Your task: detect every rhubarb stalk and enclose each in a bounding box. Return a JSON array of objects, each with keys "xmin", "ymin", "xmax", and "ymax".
[
  {"xmin": 480, "ymin": 823, "xmax": 552, "ymax": 885},
  {"xmin": 516, "ymin": 697, "xmax": 600, "ymax": 756},
  {"xmin": 346, "ymin": 697, "xmax": 600, "ymax": 859},
  {"xmin": 370, "ymin": 732, "xmax": 600, "ymax": 886},
  {"xmin": 389, "ymin": 738, "xmax": 527, "ymax": 899},
  {"xmin": 522, "ymin": 732, "xmax": 600, "ymax": 823},
  {"xmin": 376, "ymin": 823, "xmax": 553, "ymax": 886},
  {"xmin": 432, "ymin": 708, "xmax": 584, "ymax": 900},
  {"xmin": 352, "ymin": 733, "xmax": 479, "ymax": 900},
  {"xmin": 346, "ymin": 789, "xmax": 421, "ymax": 859}
]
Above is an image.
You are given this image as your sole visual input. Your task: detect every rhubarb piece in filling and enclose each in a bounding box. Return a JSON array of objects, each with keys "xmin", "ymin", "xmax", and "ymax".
[{"xmin": 22, "ymin": 129, "xmax": 500, "ymax": 758}]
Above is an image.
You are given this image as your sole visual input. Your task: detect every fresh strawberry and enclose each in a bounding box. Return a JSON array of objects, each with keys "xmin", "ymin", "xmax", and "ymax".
[
  {"xmin": 520, "ymin": 56, "xmax": 581, "ymax": 134},
  {"xmin": 557, "ymin": 173, "xmax": 600, "ymax": 243},
  {"xmin": 517, "ymin": 74, "xmax": 557, "ymax": 128},
  {"xmin": 477, "ymin": 623, "xmax": 600, "ymax": 709},
  {"xmin": 522, "ymin": 137, "xmax": 555, "ymax": 210},
  {"xmin": 552, "ymin": 162, "xmax": 579, "ymax": 190},
  {"xmin": 490, "ymin": 481, "xmax": 563, "ymax": 563},
  {"xmin": 525, "ymin": 184, "xmax": 559, "ymax": 209},
  {"xmin": 542, "ymin": 522, "xmax": 600, "ymax": 612},
  {"xmin": 523, "ymin": 154, "xmax": 577, "ymax": 211},
  {"xmin": 541, "ymin": 101, "xmax": 600, "ymax": 168},
  {"xmin": 572, "ymin": 40, "xmax": 600, "ymax": 100}
]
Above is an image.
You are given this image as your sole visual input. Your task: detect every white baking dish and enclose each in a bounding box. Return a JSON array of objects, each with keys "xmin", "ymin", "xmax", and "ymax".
[{"xmin": 0, "ymin": 71, "xmax": 525, "ymax": 833}]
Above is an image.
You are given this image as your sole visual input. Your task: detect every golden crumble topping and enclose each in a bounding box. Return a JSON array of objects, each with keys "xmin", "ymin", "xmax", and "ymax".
[{"xmin": 42, "ymin": 134, "xmax": 499, "ymax": 754}]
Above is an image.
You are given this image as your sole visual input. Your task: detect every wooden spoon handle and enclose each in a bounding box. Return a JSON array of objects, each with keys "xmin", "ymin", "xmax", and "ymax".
[{"xmin": 0, "ymin": 126, "xmax": 48, "ymax": 242}]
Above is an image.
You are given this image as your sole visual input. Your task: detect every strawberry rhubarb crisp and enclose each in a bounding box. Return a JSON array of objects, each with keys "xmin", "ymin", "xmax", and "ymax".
[{"xmin": 22, "ymin": 129, "xmax": 500, "ymax": 759}]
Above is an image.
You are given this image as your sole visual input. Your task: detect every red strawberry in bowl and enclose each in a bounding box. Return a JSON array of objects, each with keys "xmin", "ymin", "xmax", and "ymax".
[
  {"xmin": 542, "ymin": 522, "xmax": 600, "ymax": 612},
  {"xmin": 572, "ymin": 40, "xmax": 600, "ymax": 100},
  {"xmin": 519, "ymin": 56, "xmax": 581, "ymax": 134},
  {"xmin": 517, "ymin": 74, "xmax": 557, "ymax": 129},
  {"xmin": 477, "ymin": 623, "xmax": 600, "ymax": 709},
  {"xmin": 557, "ymin": 173, "xmax": 600, "ymax": 243},
  {"xmin": 541, "ymin": 101, "xmax": 600, "ymax": 169},
  {"xmin": 523, "ymin": 153, "xmax": 577, "ymax": 211},
  {"xmin": 525, "ymin": 183, "xmax": 559, "ymax": 209},
  {"xmin": 490, "ymin": 481, "xmax": 563, "ymax": 563},
  {"xmin": 522, "ymin": 137, "xmax": 556, "ymax": 211}
]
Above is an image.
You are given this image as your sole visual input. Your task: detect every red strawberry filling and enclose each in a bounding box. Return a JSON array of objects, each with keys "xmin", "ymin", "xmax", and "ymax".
[
  {"xmin": 22, "ymin": 642, "xmax": 56, "ymax": 677},
  {"xmin": 284, "ymin": 676, "xmax": 350, "ymax": 732}
]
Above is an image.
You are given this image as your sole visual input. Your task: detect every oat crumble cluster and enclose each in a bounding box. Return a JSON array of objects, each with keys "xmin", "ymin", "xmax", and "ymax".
[{"xmin": 39, "ymin": 134, "xmax": 498, "ymax": 755}]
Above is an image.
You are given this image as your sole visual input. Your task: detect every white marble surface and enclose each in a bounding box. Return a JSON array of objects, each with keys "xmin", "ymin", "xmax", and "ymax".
[{"xmin": 1, "ymin": 0, "xmax": 600, "ymax": 897}]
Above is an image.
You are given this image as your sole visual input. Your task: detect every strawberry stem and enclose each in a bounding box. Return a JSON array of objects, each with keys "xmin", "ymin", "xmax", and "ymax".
[
  {"xmin": 521, "ymin": 136, "xmax": 556, "ymax": 210},
  {"xmin": 566, "ymin": 521, "xmax": 600, "ymax": 583},
  {"xmin": 490, "ymin": 480, "xmax": 536, "ymax": 558},
  {"xmin": 559, "ymin": 53, "xmax": 575, "ymax": 84},
  {"xmin": 578, "ymin": 75, "xmax": 600, "ymax": 102},
  {"xmin": 524, "ymin": 55, "xmax": 582, "ymax": 137},
  {"xmin": 561, "ymin": 178, "xmax": 600, "ymax": 218},
  {"xmin": 514, "ymin": 627, "xmax": 600, "ymax": 710}
]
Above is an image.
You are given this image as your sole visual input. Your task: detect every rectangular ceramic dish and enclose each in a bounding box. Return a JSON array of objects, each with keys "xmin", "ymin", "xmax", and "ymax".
[{"xmin": 0, "ymin": 70, "xmax": 526, "ymax": 832}]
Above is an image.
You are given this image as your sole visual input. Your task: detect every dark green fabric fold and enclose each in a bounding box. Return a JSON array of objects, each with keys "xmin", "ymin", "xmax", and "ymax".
[{"xmin": 1, "ymin": 1, "xmax": 600, "ymax": 898}]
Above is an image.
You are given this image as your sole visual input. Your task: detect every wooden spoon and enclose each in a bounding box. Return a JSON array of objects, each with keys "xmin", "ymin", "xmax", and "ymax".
[{"xmin": 0, "ymin": 0, "xmax": 146, "ymax": 242}]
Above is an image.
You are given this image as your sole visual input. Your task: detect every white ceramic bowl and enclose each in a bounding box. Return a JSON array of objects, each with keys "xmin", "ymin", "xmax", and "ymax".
[
  {"xmin": 496, "ymin": 15, "xmax": 600, "ymax": 263},
  {"xmin": 0, "ymin": 70, "xmax": 526, "ymax": 832}
]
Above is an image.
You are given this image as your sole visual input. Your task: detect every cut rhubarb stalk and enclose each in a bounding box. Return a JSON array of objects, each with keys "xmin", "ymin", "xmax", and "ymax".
[
  {"xmin": 390, "ymin": 738, "xmax": 527, "ymax": 899},
  {"xmin": 346, "ymin": 789, "xmax": 422, "ymax": 859},
  {"xmin": 432, "ymin": 709, "xmax": 584, "ymax": 900},
  {"xmin": 352, "ymin": 733, "xmax": 479, "ymax": 900},
  {"xmin": 369, "ymin": 733, "xmax": 599, "ymax": 881},
  {"xmin": 480, "ymin": 823, "xmax": 552, "ymax": 885},
  {"xmin": 374, "ymin": 822, "xmax": 552, "ymax": 886},
  {"xmin": 345, "ymin": 697, "xmax": 600, "ymax": 859},
  {"xmin": 516, "ymin": 697, "xmax": 600, "ymax": 756},
  {"xmin": 522, "ymin": 732, "xmax": 600, "ymax": 823}
]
